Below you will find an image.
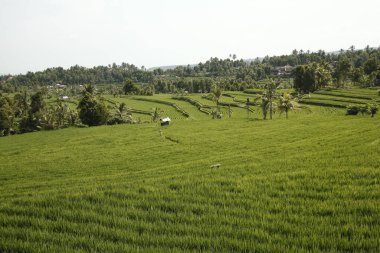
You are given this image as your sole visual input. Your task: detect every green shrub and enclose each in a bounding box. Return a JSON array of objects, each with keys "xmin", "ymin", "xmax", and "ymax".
[
  {"xmin": 346, "ymin": 105, "xmax": 361, "ymax": 115},
  {"xmin": 368, "ymin": 104, "xmax": 378, "ymax": 117},
  {"xmin": 107, "ymin": 117, "xmax": 126, "ymax": 125},
  {"xmin": 78, "ymin": 94, "xmax": 109, "ymax": 126},
  {"xmin": 346, "ymin": 104, "xmax": 378, "ymax": 117},
  {"xmin": 211, "ymin": 110, "xmax": 223, "ymax": 119}
]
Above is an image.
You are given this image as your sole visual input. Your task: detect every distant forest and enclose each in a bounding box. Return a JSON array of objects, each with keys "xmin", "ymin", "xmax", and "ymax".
[{"xmin": 1, "ymin": 46, "xmax": 380, "ymax": 93}]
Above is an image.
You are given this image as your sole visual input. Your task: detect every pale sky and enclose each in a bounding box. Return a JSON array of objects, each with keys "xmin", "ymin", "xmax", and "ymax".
[{"xmin": 1, "ymin": 0, "xmax": 379, "ymax": 74}]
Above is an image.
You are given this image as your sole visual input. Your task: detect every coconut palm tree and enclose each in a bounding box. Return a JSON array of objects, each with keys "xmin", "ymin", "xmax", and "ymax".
[
  {"xmin": 254, "ymin": 95, "xmax": 269, "ymax": 120},
  {"xmin": 83, "ymin": 84, "xmax": 94, "ymax": 95},
  {"xmin": 211, "ymin": 85, "xmax": 223, "ymax": 112},
  {"xmin": 278, "ymin": 93, "xmax": 300, "ymax": 119},
  {"xmin": 115, "ymin": 102, "xmax": 127, "ymax": 119},
  {"xmin": 113, "ymin": 102, "xmax": 133, "ymax": 123},
  {"xmin": 67, "ymin": 109, "xmax": 78, "ymax": 126},
  {"xmin": 50, "ymin": 100, "xmax": 68, "ymax": 128},
  {"xmin": 254, "ymin": 79, "xmax": 281, "ymax": 120},
  {"xmin": 264, "ymin": 79, "xmax": 279, "ymax": 120},
  {"xmin": 314, "ymin": 62, "xmax": 332, "ymax": 88},
  {"xmin": 210, "ymin": 85, "xmax": 223, "ymax": 119},
  {"xmin": 13, "ymin": 90, "xmax": 29, "ymax": 117},
  {"xmin": 152, "ymin": 107, "xmax": 161, "ymax": 122}
]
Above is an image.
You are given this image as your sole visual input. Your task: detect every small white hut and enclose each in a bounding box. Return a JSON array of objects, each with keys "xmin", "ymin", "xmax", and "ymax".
[{"xmin": 160, "ymin": 117, "xmax": 171, "ymax": 126}]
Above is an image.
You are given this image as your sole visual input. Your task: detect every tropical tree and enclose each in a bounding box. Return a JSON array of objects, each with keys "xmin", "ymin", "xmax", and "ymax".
[
  {"xmin": 294, "ymin": 62, "xmax": 332, "ymax": 93},
  {"xmin": 115, "ymin": 102, "xmax": 127, "ymax": 119},
  {"xmin": 210, "ymin": 84, "xmax": 223, "ymax": 119},
  {"xmin": 368, "ymin": 104, "xmax": 378, "ymax": 117},
  {"xmin": 30, "ymin": 92, "xmax": 45, "ymax": 115},
  {"xmin": 54, "ymin": 101, "xmax": 69, "ymax": 128},
  {"xmin": 0, "ymin": 95, "xmax": 15, "ymax": 135},
  {"xmin": 40, "ymin": 105, "xmax": 56, "ymax": 130},
  {"xmin": 152, "ymin": 107, "xmax": 162, "ymax": 122},
  {"xmin": 335, "ymin": 56, "xmax": 352, "ymax": 87},
  {"xmin": 123, "ymin": 79, "xmax": 140, "ymax": 95},
  {"xmin": 363, "ymin": 57, "xmax": 379, "ymax": 75},
  {"xmin": 264, "ymin": 79, "xmax": 279, "ymax": 120},
  {"xmin": 278, "ymin": 93, "xmax": 300, "ymax": 119},
  {"xmin": 13, "ymin": 91, "xmax": 29, "ymax": 117},
  {"xmin": 255, "ymin": 95, "xmax": 269, "ymax": 120},
  {"xmin": 314, "ymin": 62, "xmax": 332, "ymax": 88},
  {"xmin": 293, "ymin": 65, "xmax": 316, "ymax": 93},
  {"xmin": 113, "ymin": 102, "xmax": 133, "ymax": 123},
  {"xmin": 211, "ymin": 85, "xmax": 223, "ymax": 111},
  {"xmin": 67, "ymin": 109, "xmax": 79, "ymax": 126},
  {"xmin": 78, "ymin": 84, "xmax": 109, "ymax": 126},
  {"xmin": 18, "ymin": 91, "xmax": 46, "ymax": 132},
  {"xmin": 83, "ymin": 83, "xmax": 95, "ymax": 95}
]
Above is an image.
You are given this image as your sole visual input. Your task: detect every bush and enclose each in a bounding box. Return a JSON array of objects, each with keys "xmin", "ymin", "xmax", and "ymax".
[
  {"xmin": 211, "ymin": 110, "xmax": 223, "ymax": 119},
  {"xmin": 346, "ymin": 105, "xmax": 361, "ymax": 115},
  {"xmin": 346, "ymin": 104, "xmax": 378, "ymax": 117},
  {"xmin": 78, "ymin": 94, "xmax": 109, "ymax": 126},
  {"xmin": 368, "ymin": 104, "xmax": 378, "ymax": 117},
  {"xmin": 107, "ymin": 117, "xmax": 125, "ymax": 125},
  {"xmin": 107, "ymin": 117, "xmax": 134, "ymax": 125},
  {"xmin": 74, "ymin": 123, "xmax": 89, "ymax": 128}
]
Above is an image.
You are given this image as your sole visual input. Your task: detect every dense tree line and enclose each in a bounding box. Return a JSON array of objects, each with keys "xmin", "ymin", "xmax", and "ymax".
[
  {"xmin": 0, "ymin": 91, "xmax": 79, "ymax": 136},
  {"xmin": 1, "ymin": 46, "xmax": 380, "ymax": 95},
  {"xmin": 292, "ymin": 46, "xmax": 380, "ymax": 93},
  {"xmin": 0, "ymin": 84, "xmax": 136, "ymax": 136},
  {"xmin": 1, "ymin": 63, "xmax": 154, "ymax": 90}
]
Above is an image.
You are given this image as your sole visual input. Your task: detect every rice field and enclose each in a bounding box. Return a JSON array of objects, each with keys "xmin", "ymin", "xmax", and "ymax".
[{"xmin": 0, "ymin": 88, "xmax": 379, "ymax": 252}]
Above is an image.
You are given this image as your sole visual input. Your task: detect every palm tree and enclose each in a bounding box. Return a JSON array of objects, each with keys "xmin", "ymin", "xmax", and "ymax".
[
  {"xmin": 13, "ymin": 90, "xmax": 29, "ymax": 117},
  {"xmin": 55, "ymin": 102, "xmax": 69, "ymax": 127},
  {"xmin": 254, "ymin": 79, "xmax": 281, "ymax": 120},
  {"xmin": 314, "ymin": 62, "xmax": 332, "ymax": 88},
  {"xmin": 83, "ymin": 84, "xmax": 94, "ymax": 95},
  {"xmin": 152, "ymin": 107, "xmax": 161, "ymax": 122},
  {"xmin": 114, "ymin": 102, "xmax": 133, "ymax": 123},
  {"xmin": 254, "ymin": 95, "xmax": 269, "ymax": 120},
  {"xmin": 209, "ymin": 85, "xmax": 223, "ymax": 119},
  {"xmin": 211, "ymin": 85, "xmax": 223, "ymax": 112},
  {"xmin": 278, "ymin": 93, "xmax": 300, "ymax": 119},
  {"xmin": 264, "ymin": 79, "xmax": 279, "ymax": 120},
  {"xmin": 115, "ymin": 102, "xmax": 127, "ymax": 119},
  {"xmin": 67, "ymin": 109, "xmax": 78, "ymax": 125}
]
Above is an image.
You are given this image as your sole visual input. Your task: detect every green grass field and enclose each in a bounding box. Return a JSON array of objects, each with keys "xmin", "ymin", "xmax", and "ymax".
[{"xmin": 0, "ymin": 89, "xmax": 379, "ymax": 252}]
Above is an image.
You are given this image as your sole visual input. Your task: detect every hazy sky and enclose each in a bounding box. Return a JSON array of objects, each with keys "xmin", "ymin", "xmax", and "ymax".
[{"xmin": 1, "ymin": 0, "xmax": 379, "ymax": 74}]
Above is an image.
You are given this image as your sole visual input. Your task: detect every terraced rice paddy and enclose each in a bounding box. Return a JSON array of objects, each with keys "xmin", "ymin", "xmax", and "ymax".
[
  {"xmin": 301, "ymin": 88, "xmax": 379, "ymax": 108},
  {"xmin": 0, "ymin": 88, "xmax": 379, "ymax": 252}
]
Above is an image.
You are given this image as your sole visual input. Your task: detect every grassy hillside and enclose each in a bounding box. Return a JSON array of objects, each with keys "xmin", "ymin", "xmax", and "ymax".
[{"xmin": 0, "ymin": 90, "xmax": 380, "ymax": 252}]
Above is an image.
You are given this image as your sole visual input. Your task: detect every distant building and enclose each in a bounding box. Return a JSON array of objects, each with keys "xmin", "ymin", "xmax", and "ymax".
[
  {"xmin": 271, "ymin": 65, "xmax": 294, "ymax": 76},
  {"xmin": 55, "ymin": 83, "xmax": 66, "ymax": 89}
]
